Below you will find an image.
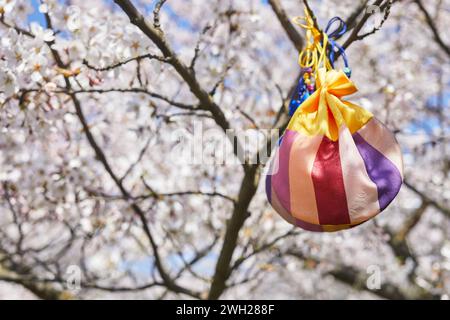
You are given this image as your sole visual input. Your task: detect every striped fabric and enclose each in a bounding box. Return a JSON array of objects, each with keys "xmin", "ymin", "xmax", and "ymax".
[{"xmin": 266, "ymin": 118, "xmax": 403, "ymax": 232}]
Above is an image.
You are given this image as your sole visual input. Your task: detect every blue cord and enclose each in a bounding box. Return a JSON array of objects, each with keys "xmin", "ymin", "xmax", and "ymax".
[
  {"xmin": 325, "ymin": 17, "xmax": 351, "ymax": 77},
  {"xmin": 289, "ymin": 77, "xmax": 305, "ymax": 116},
  {"xmin": 288, "ymin": 16, "xmax": 352, "ymax": 119}
]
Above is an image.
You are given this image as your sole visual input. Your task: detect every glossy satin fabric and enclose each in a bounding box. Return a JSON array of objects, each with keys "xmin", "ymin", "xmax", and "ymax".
[
  {"xmin": 266, "ymin": 69, "xmax": 403, "ymax": 232},
  {"xmin": 287, "ymin": 68, "xmax": 373, "ymax": 141}
]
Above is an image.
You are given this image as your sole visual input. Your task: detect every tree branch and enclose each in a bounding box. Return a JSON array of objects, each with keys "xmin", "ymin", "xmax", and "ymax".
[
  {"xmin": 287, "ymin": 250, "xmax": 438, "ymax": 300},
  {"xmin": 0, "ymin": 275, "xmax": 71, "ymax": 300},
  {"xmin": 0, "ymin": 259, "xmax": 71, "ymax": 300},
  {"xmin": 343, "ymin": 0, "xmax": 370, "ymax": 34},
  {"xmin": 82, "ymin": 54, "xmax": 168, "ymax": 72},
  {"xmin": 153, "ymin": 0, "xmax": 167, "ymax": 30},
  {"xmin": 404, "ymin": 180, "xmax": 450, "ymax": 218},
  {"xmin": 268, "ymin": 0, "xmax": 304, "ymax": 52},
  {"xmin": 342, "ymin": 0, "xmax": 385, "ymax": 49},
  {"xmin": 414, "ymin": 0, "xmax": 450, "ymax": 58},
  {"xmin": 207, "ymin": 164, "xmax": 260, "ymax": 299},
  {"xmin": 114, "ymin": 0, "xmax": 245, "ymax": 165},
  {"xmin": 69, "ymin": 88, "xmax": 197, "ymax": 110},
  {"xmin": 43, "ymin": 12, "xmax": 201, "ymax": 299},
  {"xmin": 302, "ymin": 0, "xmax": 320, "ymax": 31},
  {"xmin": 207, "ymin": 0, "xmax": 397, "ymax": 299},
  {"xmin": 354, "ymin": 0, "xmax": 393, "ymax": 41}
]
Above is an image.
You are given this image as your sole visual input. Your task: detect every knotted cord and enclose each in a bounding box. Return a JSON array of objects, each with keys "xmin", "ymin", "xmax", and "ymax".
[{"xmin": 293, "ymin": 8, "xmax": 332, "ymax": 76}]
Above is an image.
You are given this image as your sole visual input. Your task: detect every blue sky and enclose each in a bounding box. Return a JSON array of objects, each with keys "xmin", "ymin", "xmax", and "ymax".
[{"xmin": 28, "ymin": 0, "xmax": 46, "ymax": 25}]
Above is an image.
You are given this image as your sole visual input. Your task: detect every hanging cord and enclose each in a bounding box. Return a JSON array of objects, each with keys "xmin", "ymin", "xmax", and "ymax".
[
  {"xmin": 325, "ymin": 17, "xmax": 351, "ymax": 77},
  {"xmin": 293, "ymin": 8, "xmax": 332, "ymax": 76},
  {"xmin": 293, "ymin": 10, "xmax": 351, "ymax": 78},
  {"xmin": 288, "ymin": 10, "xmax": 352, "ymax": 117}
]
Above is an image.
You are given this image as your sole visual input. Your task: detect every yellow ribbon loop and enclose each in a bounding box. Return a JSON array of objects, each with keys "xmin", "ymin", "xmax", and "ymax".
[
  {"xmin": 293, "ymin": 8, "xmax": 332, "ymax": 76},
  {"xmin": 287, "ymin": 68, "xmax": 373, "ymax": 141}
]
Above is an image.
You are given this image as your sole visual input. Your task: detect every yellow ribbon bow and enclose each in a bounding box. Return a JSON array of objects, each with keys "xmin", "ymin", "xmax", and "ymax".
[{"xmin": 287, "ymin": 68, "xmax": 373, "ymax": 141}]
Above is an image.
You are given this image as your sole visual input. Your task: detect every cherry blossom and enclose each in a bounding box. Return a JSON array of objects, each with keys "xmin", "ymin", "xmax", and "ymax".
[{"xmin": 0, "ymin": 0, "xmax": 449, "ymax": 300}]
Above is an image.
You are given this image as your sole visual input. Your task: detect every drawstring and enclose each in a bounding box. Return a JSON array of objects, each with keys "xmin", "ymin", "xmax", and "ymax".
[
  {"xmin": 288, "ymin": 11, "xmax": 351, "ymax": 117},
  {"xmin": 293, "ymin": 8, "xmax": 332, "ymax": 76},
  {"xmin": 325, "ymin": 17, "xmax": 351, "ymax": 77}
]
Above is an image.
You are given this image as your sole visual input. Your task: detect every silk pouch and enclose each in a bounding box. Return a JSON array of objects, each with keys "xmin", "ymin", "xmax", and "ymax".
[{"xmin": 266, "ymin": 68, "xmax": 403, "ymax": 232}]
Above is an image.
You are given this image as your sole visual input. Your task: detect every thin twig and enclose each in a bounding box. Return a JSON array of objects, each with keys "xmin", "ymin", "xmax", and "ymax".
[
  {"xmin": 153, "ymin": 0, "xmax": 167, "ymax": 30},
  {"xmin": 236, "ymin": 105, "xmax": 259, "ymax": 129},
  {"xmin": 342, "ymin": 0, "xmax": 385, "ymax": 49},
  {"xmin": 355, "ymin": 0, "xmax": 393, "ymax": 41},
  {"xmin": 83, "ymin": 54, "xmax": 169, "ymax": 72},
  {"xmin": 68, "ymin": 88, "xmax": 197, "ymax": 110},
  {"xmin": 342, "ymin": 0, "xmax": 369, "ymax": 37},
  {"xmin": 414, "ymin": 0, "xmax": 450, "ymax": 58},
  {"xmin": 302, "ymin": 0, "xmax": 320, "ymax": 31},
  {"xmin": 190, "ymin": 24, "xmax": 213, "ymax": 71}
]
